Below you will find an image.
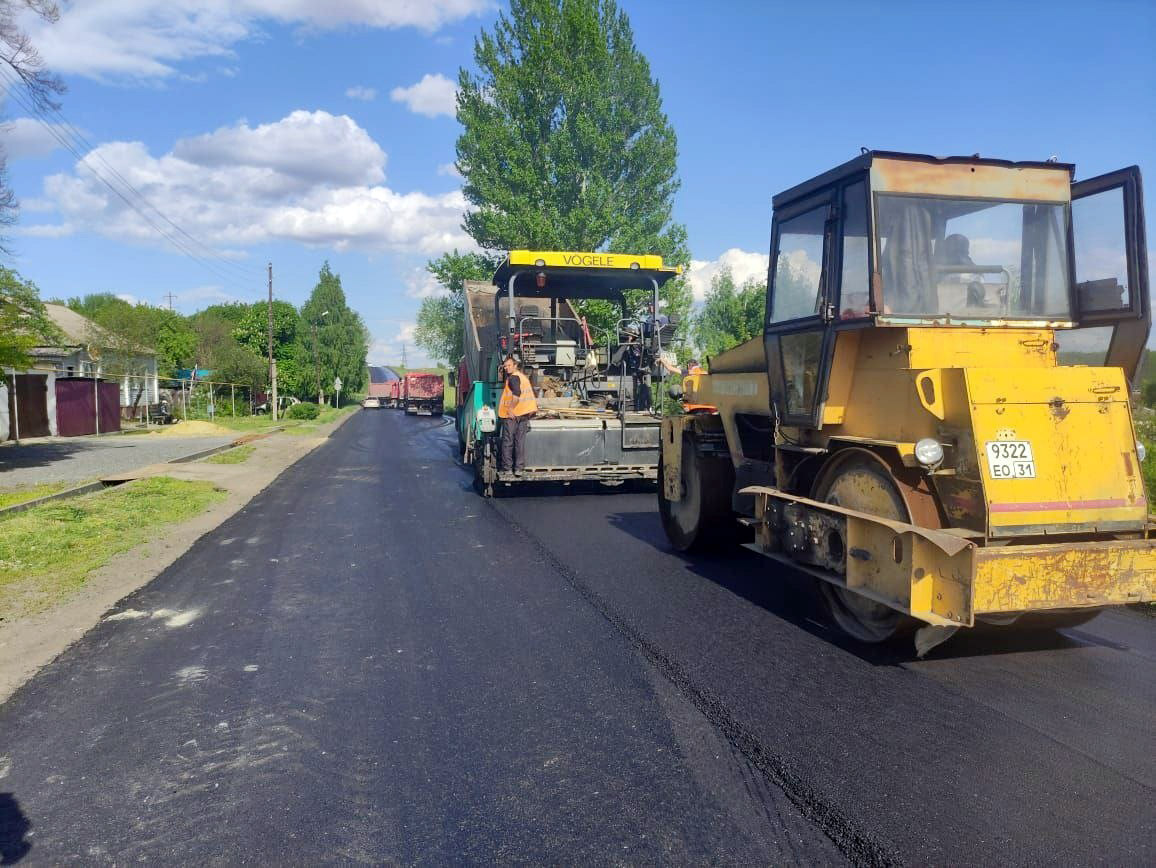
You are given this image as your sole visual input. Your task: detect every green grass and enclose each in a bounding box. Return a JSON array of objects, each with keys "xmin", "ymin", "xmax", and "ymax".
[
  {"xmin": 203, "ymin": 444, "xmax": 255, "ymax": 464},
  {"xmin": 206, "ymin": 403, "xmax": 356, "ymax": 433},
  {"xmin": 0, "ymin": 481, "xmax": 77, "ymax": 511},
  {"xmin": 0, "ymin": 476, "xmax": 227, "ymax": 621},
  {"xmin": 1136, "ymin": 417, "xmax": 1156, "ymax": 496}
]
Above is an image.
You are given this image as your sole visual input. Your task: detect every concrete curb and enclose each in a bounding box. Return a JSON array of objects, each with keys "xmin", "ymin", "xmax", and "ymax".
[{"xmin": 0, "ymin": 481, "xmax": 109, "ymax": 518}]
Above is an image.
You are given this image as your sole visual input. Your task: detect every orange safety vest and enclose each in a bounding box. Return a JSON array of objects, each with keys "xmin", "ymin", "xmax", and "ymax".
[{"xmin": 498, "ymin": 371, "xmax": 538, "ymax": 418}]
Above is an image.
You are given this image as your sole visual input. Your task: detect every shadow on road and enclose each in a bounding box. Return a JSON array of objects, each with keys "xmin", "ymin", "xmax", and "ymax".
[
  {"xmin": 0, "ymin": 440, "xmax": 104, "ymax": 474},
  {"xmin": 607, "ymin": 509, "xmax": 1088, "ymax": 664},
  {"xmin": 0, "ymin": 793, "xmax": 31, "ymax": 864}
]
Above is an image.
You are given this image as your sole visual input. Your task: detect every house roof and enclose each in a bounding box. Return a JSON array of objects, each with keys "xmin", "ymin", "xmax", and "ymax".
[
  {"xmin": 41, "ymin": 303, "xmax": 156, "ymax": 355},
  {"xmin": 43, "ymin": 303, "xmax": 101, "ymax": 346}
]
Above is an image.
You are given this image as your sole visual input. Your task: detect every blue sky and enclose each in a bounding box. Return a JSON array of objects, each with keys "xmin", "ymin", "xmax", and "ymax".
[{"xmin": 3, "ymin": 0, "xmax": 1153, "ymax": 367}]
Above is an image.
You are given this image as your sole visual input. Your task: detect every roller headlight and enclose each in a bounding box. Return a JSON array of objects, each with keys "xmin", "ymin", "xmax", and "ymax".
[
  {"xmin": 914, "ymin": 438, "xmax": 944, "ymax": 468},
  {"xmin": 1138, "ymin": 441, "xmax": 1147, "ymax": 463}
]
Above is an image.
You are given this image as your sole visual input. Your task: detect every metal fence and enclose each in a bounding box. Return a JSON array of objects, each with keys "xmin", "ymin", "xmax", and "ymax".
[{"xmin": 114, "ymin": 372, "xmax": 258, "ymax": 427}]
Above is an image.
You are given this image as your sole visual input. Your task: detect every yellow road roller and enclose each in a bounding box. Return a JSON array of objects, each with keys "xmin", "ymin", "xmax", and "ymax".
[{"xmin": 660, "ymin": 151, "xmax": 1153, "ymax": 653}]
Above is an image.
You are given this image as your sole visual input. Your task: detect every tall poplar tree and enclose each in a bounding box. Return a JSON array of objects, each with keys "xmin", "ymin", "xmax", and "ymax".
[{"xmin": 419, "ymin": 0, "xmax": 691, "ymax": 362}]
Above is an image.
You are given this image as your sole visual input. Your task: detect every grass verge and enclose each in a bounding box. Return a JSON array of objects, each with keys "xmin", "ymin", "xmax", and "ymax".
[
  {"xmin": 0, "ymin": 481, "xmax": 76, "ymax": 511},
  {"xmin": 206, "ymin": 403, "xmax": 357, "ymax": 433},
  {"xmin": 0, "ymin": 477, "xmax": 226, "ymax": 622},
  {"xmin": 203, "ymin": 444, "xmax": 255, "ymax": 465}
]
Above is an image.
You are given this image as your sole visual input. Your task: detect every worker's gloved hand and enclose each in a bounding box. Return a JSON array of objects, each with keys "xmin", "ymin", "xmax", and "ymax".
[{"xmin": 667, "ymin": 382, "xmax": 684, "ymax": 399}]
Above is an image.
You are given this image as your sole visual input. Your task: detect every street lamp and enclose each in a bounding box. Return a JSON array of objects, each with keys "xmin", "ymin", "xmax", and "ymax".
[{"xmin": 312, "ymin": 310, "xmax": 329, "ymax": 405}]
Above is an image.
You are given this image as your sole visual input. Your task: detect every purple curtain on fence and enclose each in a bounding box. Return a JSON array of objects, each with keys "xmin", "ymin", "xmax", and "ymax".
[{"xmin": 55, "ymin": 378, "xmax": 121, "ymax": 437}]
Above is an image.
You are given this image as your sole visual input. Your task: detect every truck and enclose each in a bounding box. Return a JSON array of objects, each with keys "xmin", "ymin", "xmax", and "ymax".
[
  {"xmin": 457, "ymin": 252, "xmax": 682, "ymax": 495},
  {"xmin": 386, "ymin": 379, "xmax": 402, "ymax": 408},
  {"xmin": 660, "ymin": 150, "xmax": 1154, "ymax": 654},
  {"xmin": 403, "ymin": 372, "xmax": 444, "ymax": 415}
]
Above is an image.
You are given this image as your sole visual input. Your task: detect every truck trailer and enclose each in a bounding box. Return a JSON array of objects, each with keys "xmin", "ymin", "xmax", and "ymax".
[
  {"xmin": 403, "ymin": 372, "xmax": 444, "ymax": 415},
  {"xmin": 660, "ymin": 151, "xmax": 1155, "ymax": 653},
  {"xmin": 457, "ymin": 252, "xmax": 682, "ymax": 495}
]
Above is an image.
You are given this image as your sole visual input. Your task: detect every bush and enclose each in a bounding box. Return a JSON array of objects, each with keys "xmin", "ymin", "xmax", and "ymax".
[{"xmin": 286, "ymin": 402, "xmax": 320, "ymax": 420}]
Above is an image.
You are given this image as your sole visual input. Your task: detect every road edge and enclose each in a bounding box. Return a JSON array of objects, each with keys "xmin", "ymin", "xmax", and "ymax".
[{"xmin": 0, "ymin": 411, "xmax": 357, "ymax": 704}]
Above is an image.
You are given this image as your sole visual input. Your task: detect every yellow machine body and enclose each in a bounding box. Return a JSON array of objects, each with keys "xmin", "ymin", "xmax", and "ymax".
[{"xmin": 660, "ymin": 151, "xmax": 1154, "ymax": 642}]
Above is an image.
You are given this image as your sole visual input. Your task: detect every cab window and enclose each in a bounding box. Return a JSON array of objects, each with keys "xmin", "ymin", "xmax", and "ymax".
[
  {"xmin": 839, "ymin": 181, "xmax": 870, "ymax": 319},
  {"xmin": 1072, "ymin": 186, "xmax": 1130, "ymax": 311},
  {"xmin": 770, "ymin": 205, "xmax": 827, "ymax": 322},
  {"xmin": 876, "ymin": 195, "xmax": 1071, "ymax": 320}
]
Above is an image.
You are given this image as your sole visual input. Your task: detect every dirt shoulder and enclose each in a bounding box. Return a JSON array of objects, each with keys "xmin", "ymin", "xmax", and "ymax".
[{"xmin": 0, "ymin": 410, "xmax": 356, "ymax": 703}]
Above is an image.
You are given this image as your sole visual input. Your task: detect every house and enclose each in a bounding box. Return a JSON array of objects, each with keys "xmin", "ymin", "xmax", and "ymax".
[
  {"xmin": 35, "ymin": 304, "xmax": 160, "ymax": 408},
  {"xmin": 1, "ymin": 304, "xmax": 159, "ymax": 441}
]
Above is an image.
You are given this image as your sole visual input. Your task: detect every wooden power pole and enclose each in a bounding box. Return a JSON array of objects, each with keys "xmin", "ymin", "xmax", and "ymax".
[{"xmin": 267, "ymin": 262, "xmax": 278, "ymax": 421}]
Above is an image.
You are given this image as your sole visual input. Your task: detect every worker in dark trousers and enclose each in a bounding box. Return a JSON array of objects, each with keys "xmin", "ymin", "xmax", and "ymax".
[{"xmin": 498, "ymin": 354, "xmax": 538, "ymax": 477}]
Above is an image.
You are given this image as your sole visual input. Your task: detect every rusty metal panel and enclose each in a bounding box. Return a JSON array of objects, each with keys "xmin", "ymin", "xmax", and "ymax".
[
  {"xmin": 973, "ymin": 539, "xmax": 1156, "ymax": 612},
  {"xmin": 660, "ymin": 416, "xmax": 686, "ymax": 502},
  {"xmin": 870, "ymin": 158, "xmax": 1071, "ymax": 202}
]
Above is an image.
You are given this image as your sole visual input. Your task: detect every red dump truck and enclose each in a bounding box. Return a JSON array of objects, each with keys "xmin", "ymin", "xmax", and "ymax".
[
  {"xmin": 403, "ymin": 373, "xmax": 444, "ymax": 415},
  {"xmin": 387, "ymin": 379, "xmax": 402, "ymax": 408}
]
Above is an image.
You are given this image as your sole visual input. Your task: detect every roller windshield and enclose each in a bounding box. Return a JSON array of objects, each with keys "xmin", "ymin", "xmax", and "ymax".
[{"xmin": 876, "ymin": 195, "xmax": 1071, "ymax": 321}]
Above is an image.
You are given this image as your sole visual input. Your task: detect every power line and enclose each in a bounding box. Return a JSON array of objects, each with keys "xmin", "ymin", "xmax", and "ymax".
[
  {"xmin": 0, "ymin": 66, "xmax": 265, "ymax": 298},
  {"xmin": 40, "ymin": 102, "xmax": 260, "ymax": 283}
]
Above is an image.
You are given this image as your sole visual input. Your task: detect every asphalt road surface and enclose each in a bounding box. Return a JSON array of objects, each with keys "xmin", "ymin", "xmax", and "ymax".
[{"xmin": 0, "ymin": 409, "xmax": 1152, "ymax": 863}]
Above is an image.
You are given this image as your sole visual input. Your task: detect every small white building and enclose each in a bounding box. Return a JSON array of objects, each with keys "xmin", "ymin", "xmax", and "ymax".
[
  {"xmin": 1, "ymin": 304, "xmax": 160, "ymax": 442},
  {"xmin": 32, "ymin": 304, "xmax": 160, "ymax": 407}
]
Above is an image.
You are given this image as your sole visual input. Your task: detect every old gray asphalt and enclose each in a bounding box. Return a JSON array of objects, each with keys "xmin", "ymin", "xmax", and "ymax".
[
  {"xmin": 0, "ymin": 409, "xmax": 1151, "ymax": 863},
  {"xmin": 0, "ymin": 434, "xmax": 235, "ymax": 488}
]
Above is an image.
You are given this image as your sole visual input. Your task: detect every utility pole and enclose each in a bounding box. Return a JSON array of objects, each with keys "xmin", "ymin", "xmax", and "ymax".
[
  {"xmin": 162, "ymin": 292, "xmax": 177, "ymax": 310},
  {"xmin": 267, "ymin": 262, "xmax": 277, "ymax": 421}
]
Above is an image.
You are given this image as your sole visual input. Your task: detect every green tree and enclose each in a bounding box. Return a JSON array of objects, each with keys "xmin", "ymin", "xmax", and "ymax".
[
  {"xmin": 445, "ymin": 0, "xmax": 692, "ymax": 343},
  {"xmin": 415, "ymin": 250, "xmax": 501, "ymax": 365},
  {"xmin": 0, "ymin": 266, "xmax": 61, "ymax": 368},
  {"xmin": 694, "ymin": 268, "xmax": 767, "ymax": 359},
  {"xmin": 189, "ymin": 311, "xmax": 265, "ymax": 387},
  {"xmin": 300, "ymin": 262, "xmax": 370, "ymax": 400},
  {"xmin": 65, "ymin": 292, "xmax": 194, "ymax": 377},
  {"xmin": 234, "ymin": 300, "xmax": 309, "ymax": 396}
]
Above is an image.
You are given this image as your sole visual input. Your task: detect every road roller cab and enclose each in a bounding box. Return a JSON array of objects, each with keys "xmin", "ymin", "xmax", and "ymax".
[{"xmin": 661, "ymin": 151, "xmax": 1154, "ymax": 653}]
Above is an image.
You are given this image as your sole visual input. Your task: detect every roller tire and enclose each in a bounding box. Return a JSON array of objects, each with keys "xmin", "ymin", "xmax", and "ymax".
[
  {"xmin": 658, "ymin": 435, "xmax": 736, "ymax": 552},
  {"xmin": 812, "ymin": 450, "xmax": 917, "ymax": 644}
]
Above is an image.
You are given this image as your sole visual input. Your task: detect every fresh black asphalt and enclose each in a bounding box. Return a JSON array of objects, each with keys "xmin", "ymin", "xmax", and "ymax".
[{"xmin": 0, "ymin": 409, "xmax": 1152, "ymax": 863}]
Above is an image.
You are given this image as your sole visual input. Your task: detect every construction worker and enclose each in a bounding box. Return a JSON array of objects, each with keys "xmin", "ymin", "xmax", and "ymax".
[{"xmin": 498, "ymin": 353, "xmax": 537, "ymax": 477}]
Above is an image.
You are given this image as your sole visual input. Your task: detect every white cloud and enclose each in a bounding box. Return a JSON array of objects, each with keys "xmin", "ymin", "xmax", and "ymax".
[
  {"xmin": 2, "ymin": 117, "xmax": 73, "ymax": 159},
  {"xmin": 33, "ymin": 109, "xmax": 473, "ymax": 255},
  {"xmin": 172, "ymin": 110, "xmax": 386, "ymax": 187},
  {"xmin": 405, "ymin": 267, "xmax": 444, "ymax": 298},
  {"xmin": 345, "ymin": 85, "xmax": 376, "ymax": 101},
  {"xmin": 404, "ymin": 266, "xmax": 443, "ymax": 300},
  {"xmin": 368, "ymin": 322, "xmax": 433, "ymax": 368},
  {"xmin": 17, "ymin": 222, "xmax": 75, "ymax": 238},
  {"xmin": 172, "ymin": 285, "xmax": 241, "ymax": 309},
  {"xmin": 390, "ymin": 73, "xmax": 457, "ymax": 118},
  {"xmin": 436, "ymin": 162, "xmax": 461, "ymax": 178},
  {"xmin": 25, "ymin": 1, "xmax": 494, "ymax": 81},
  {"xmin": 686, "ymin": 248, "xmax": 769, "ymax": 302}
]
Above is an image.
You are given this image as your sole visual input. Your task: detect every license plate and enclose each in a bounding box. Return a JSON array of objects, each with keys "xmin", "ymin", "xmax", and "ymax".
[{"xmin": 985, "ymin": 440, "xmax": 1036, "ymax": 479}]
